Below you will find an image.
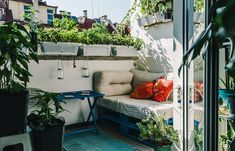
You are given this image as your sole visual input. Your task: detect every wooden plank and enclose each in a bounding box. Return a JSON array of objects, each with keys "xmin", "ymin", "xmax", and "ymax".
[{"xmin": 37, "ymin": 55, "xmax": 137, "ymax": 60}]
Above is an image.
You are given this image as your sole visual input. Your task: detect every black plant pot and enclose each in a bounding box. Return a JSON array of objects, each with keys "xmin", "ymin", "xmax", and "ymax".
[
  {"xmin": 231, "ymin": 139, "xmax": 235, "ymax": 151},
  {"xmin": 164, "ymin": 12, "xmax": 173, "ymax": 20},
  {"xmin": 0, "ymin": 90, "xmax": 28, "ymax": 137},
  {"xmin": 30, "ymin": 118, "xmax": 65, "ymax": 151}
]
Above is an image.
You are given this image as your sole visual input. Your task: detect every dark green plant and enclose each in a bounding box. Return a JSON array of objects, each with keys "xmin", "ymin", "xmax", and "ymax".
[
  {"xmin": 0, "ymin": 22, "xmax": 38, "ymax": 91},
  {"xmin": 179, "ymin": 0, "xmax": 235, "ymax": 78},
  {"xmin": 28, "ymin": 90, "xmax": 66, "ymax": 130},
  {"xmin": 137, "ymin": 112, "xmax": 179, "ymax": 146}
]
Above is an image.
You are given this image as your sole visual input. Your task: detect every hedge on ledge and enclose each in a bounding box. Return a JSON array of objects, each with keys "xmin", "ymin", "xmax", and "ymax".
[{"xmin": 38, "ymin": 23, "xmax": 143, "ymax": 50}]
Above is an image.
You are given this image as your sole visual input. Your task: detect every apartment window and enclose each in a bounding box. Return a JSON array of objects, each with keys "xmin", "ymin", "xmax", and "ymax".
[
  {"xmin": 24, "ymin": 5, "xmax": 30, "ymax": 15},
  {"xmin": 47, "ymin": 9, "xmax": 54, "ymax": 25}
]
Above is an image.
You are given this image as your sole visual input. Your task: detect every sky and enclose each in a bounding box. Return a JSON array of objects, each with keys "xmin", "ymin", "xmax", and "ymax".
[{"xmin": 45, "ymin": 0, "xmax": 130, "ymax": 23}]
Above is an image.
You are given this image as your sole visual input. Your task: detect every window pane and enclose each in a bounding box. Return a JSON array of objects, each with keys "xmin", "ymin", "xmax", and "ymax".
[
  {"xmin": 47, "ymin": 9, "xmax": 53, "ymax": 14},
  {"xmin": 48, "ymin": 14, "xmax": 53, "ymax": 20}
]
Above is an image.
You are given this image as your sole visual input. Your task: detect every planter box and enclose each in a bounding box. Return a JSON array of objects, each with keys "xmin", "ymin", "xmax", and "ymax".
[
  {"xmin": 84, "ymin": 44, "xmax": 111, "ymax": 56},
  {"xmin": 154, "ymin": 12, "xmax": 165, "ymax": 22},
  {"xmin": 0, "ymin": 90, "xmax": 28, "ymax": 137},
  {"xmin": 40, "ymin": 42, "xmax": 80, "ymax": 55},
  {"xmin": 39, "ymin": 42, "xmax": 138, "ymax": 56},
  {"xmin": 144, "ymin": 15, "xmax": 156, "ymax": 26},
  {"xmin": 137, "ymin": 17, "xmax": 147, "ymax": 27},
  {"xmin": 194, "ymin": 12, "xmax": 204, "ymax": 23},
  {"xmin": 116, "ymin": 46, "xmax": 138, "ymax": 57}
]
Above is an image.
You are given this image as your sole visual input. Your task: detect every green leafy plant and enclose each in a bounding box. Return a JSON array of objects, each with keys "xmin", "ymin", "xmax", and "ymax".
[
  {"xmin": 140, "ymin": 0, "xmax": 168, "ymax": 16},
  {"xmin": 28, "ymin": 90, "xmax": 66, "ymax": 130},
  {"xmin": 194, "ymin": 128, "xmax": 203, "ymax": 150},
  {"xmin": 179, "ymin": 0, "xmax": 235, "ymax": 77},
  {"xmin": 137, "ymin": 112, "xmax": 179, "ymax": 146},
  {"xmin": 194, "ymin": 0, "xmax": 204, "ymax": 13},
  {"xmin": 0, "ymin": 22, "xmax": 38, "ymax": 91},
  {"xmin": 122, "ymin": 0, "xmax": 139, "ymax": 25},
  {"xmin": 53, "ymin": 12, "xmax": 77, "ymax": 31},
  {"xmin": 220, "ymin": 120, "xmax": 235, "ymax": 150},
  {"xmin": 23, "ymin": 6, "xmax": 40, "ymax": 33},
  {"xmin": 38, "ymin": 23, "xmax": 143, "ymax": 50}
]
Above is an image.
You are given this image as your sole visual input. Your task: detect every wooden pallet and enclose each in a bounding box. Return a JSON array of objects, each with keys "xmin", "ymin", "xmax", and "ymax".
[{"xmin": 97, "ymin": 106, "xmax": 173, "ymax": 147}]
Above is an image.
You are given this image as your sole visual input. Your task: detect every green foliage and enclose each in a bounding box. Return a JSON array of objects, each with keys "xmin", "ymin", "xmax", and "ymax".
[
  {"xmin": 122, "ymin": 0, "xmax": 139, "ymax": 25},
  {"xmin": 194, "ymin": 0, "xmax": 204, "ymax": 13},
  {"xmin": 0, "ymin": 22, "xmax": 38, "ymax": 92},
  {"xmin": 194, "ymin": 128, "xmax": 203, "ymax": 148},
  {"xmin": 137, "ymin": 112, "xmax": 179, "ymax": 146},
  {"xmin": 53, "ymin": 13, "xmax": 77, "ymax": 31},
  {"xmin": 140, "ymin": 0, "xmax": 168, "ymax": 16},
  {"xmin": 179, "ymin": 0, "xmax": 235, "ymax": 77},
  {"xmin": 220, "ymin": 120, "xmax": 235, "ymax": 150},
  {"xmin": 23, "ymin": 6, "xmax": 40, "ymax": 33},
  {"xmin": 38, "ymin": 23, "xmax": 143, "ymax": 50},
  {"xmin": 28, "ymin": 90, "xmax": 66, "ymax": 130}
]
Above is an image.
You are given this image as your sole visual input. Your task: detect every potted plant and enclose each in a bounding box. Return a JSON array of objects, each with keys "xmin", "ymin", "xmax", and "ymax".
[
  {"xmin": 153, "ymin": 1, "xmax": 168, "ymax": 22},
  {"xmin": 194, "ymin": 0, "xmax": 204, "ymax": 23},
  {"xmin": 28, "ymin": 90, "xmax": 66, "ymax": 151},
  {"xmin": 0, "ymin": 22, "xmax": 38, "ymax": 136},
  {"xmin": 220, "ymin": 120, "xmax": 235, "ymax": 151},
  {"xmin": 194, "ymin": 128, "xmax": 203, "ymax": 151},
  {"xmin": 137, "ymin": 112, "xmax": 179, "ymax": 151}
]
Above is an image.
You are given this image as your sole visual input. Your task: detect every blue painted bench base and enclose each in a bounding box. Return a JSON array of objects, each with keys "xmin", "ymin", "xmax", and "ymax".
[{"xmin": 97, "ymin": 106, "xmax": 173, "ymax": 147}]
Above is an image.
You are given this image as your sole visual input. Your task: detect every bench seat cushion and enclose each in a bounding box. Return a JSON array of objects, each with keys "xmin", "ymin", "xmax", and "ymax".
[{"xmin": 97, "ymin": 95, "xmax": 173, "ymax": 120}]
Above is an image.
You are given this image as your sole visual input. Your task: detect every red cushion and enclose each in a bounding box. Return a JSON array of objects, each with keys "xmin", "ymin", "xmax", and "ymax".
[
  {"xmin": 194, "ymin": 81, "xmax": 203, "ymax": 102},
  {"xmin": 152, "ymin": 78, "xmax": 173, "ymax": 102},
  {"xmin": 130, "ymin": 81, "xmax": 154, "ymax": 99}
]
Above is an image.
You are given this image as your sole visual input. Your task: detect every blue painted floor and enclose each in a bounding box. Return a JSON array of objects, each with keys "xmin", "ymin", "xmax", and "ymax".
[{"xmin": 64, "ymin": 131, "xmax": 134, "ymax": 151}]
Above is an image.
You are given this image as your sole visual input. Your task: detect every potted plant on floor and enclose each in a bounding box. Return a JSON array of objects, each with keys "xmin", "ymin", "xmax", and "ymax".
[
  {"xmin": 137, "ymin": 112, "xmax": 179, "ymax": 151},
  {"xmin": 220, "ymin": 120, "xmax": 235, "ymax": 151},
  {"xmin": 194, "ymin": 128, "xmax": 203, "ymax": 151},
  {"xmin": 28, "ymin": 90, "xmax": 66, "ymax": 151},
  {"xmin": 0, "ymin": 22, "xmax": 38, "ymax": 136}
]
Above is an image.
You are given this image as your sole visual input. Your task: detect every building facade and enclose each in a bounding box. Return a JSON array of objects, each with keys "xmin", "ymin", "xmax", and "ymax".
[{"xmin": 8, "ymin": 0, "xmax": 57, "ymax": 25}]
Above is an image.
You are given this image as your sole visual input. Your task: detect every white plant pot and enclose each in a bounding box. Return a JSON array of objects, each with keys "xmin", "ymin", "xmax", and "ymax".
[
  {"xmin": 154, "ymin": 12, "xmax": 165, "ymax": 22},
  {"xmin": 194, "ymin": 12, "xmax": 204, "ymax": 23},
  {"xmin": 116, "ymin": 46, "xmax": 138, "ymax": 57},
  {"xmin": 40, "ymin": 42, "xmax": 79, "ymax": 55},
  {"xmin": 84, "ymin": 44, "xmax": 111, "ymax": 56},
  {"xmin": 137, "ymin": 17, "xmax": 147, "ymax": 27},
  {"xmin": 144, "ymin": 14, "xmax": 156, "ymax": 25}
]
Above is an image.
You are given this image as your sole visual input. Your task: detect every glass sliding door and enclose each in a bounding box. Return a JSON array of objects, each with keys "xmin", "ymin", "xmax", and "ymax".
[{"xmin": 181, "ymin": 0, "xmax": 205, "ymax": 150}]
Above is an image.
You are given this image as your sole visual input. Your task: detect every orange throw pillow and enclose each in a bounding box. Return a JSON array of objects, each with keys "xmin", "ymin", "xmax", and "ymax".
[
  {"xmin": 131, "ymin": 81, "xmax": 154, "ymax": 99},
  {"xmin": 153, "ymin": 78, "xmax": 173, "ymax": 102}
]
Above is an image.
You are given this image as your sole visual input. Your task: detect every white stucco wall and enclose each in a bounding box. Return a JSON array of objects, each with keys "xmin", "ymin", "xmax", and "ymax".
[
  {"xmin": 9, "ymin": 0, "xmax": 56, "ymax": 24},
  {"xmin": 28, "ymin": 59, "xmax": 135, "ymax": 125},
  {"xmin": 130, "ymin": 1, "xmax": 174, "ymax": 74}
]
